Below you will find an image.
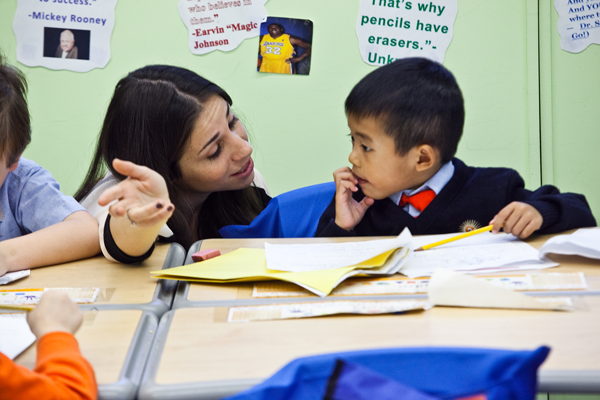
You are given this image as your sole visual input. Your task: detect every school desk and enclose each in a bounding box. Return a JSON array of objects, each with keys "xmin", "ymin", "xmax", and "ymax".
[
  {"xmin": 139, "ymin": 233, "xmax": 600, "ymax": 400},
  {"xmin": 7, "ymin": 243, "xmax": 185, "ymax": 400},
  {"xmin": 14, "ymin": 309, "xmax": 157, "ymax": 400},
  {"xmin": 3, "ymin": 242, "xmax": 185, "ymax": 315},
  {"xmin": 172, "ymin": 233, "xmax": 600, "ymax": 307}
]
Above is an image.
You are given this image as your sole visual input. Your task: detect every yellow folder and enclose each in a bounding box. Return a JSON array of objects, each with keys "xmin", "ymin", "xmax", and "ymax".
[{"xmin": 152, "ymin": 247, "xmax": 398, "ymax": 297}]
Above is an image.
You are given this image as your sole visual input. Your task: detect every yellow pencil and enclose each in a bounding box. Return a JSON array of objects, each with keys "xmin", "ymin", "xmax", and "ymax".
[
  {"xmin": 0, "ymin": 304, "xmax": 35, "ymax": 311},
  {"xmin": 414, "ymin": 225, "xmax": 494, "ymax": 251}
]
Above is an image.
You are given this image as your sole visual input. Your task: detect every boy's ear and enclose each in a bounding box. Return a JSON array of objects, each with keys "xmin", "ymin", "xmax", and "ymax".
[
  {"xmin": 414, "ymin": 145, "xmax": 438, "ymax": 172},
  {"xmin": 8, "ymin": 155, "xmax": 21, "ymax": 172}
]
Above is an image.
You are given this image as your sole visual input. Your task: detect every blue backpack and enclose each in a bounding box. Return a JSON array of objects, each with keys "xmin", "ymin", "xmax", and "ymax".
[
  {"xmin": 224, "ymin": 346, "xmax": 550, "ymax": 400},
  {"xmin": 219, "ymin": 182, "xmax": 335, "ymax": 238}
]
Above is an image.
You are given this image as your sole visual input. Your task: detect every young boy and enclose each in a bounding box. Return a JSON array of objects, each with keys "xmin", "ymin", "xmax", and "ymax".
[
  {"xmin": 0, "ymin": 291, "xmax": 97, "ymax": 399},
  {"xmin": 0, "ymin": 54, "xmax": 100, "ymax": 276},
  {"xmin": 316, "ymin": 58, "xmax": 596, "ymax": 238}
]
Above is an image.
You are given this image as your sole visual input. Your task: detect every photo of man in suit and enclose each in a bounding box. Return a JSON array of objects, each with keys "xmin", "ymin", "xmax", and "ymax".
[{"xmin": 55, "ymin": 30, "xmax": 78, "ymax": 59}]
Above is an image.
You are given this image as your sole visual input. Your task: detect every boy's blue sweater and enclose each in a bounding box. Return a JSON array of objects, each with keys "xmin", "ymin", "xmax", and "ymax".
[{"xmin": 316, "ymin": 158, "xmax": 596, "ymax": 237}]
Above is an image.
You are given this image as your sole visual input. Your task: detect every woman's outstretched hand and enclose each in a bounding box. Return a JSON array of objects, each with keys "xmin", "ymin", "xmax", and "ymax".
[
  {"xmin": 98, "ymin": 159, "xmax": 175, "ymax": 257},
  {"xmin": 98, "ymin": 159, "xmax": 175, "ymax": 228}
]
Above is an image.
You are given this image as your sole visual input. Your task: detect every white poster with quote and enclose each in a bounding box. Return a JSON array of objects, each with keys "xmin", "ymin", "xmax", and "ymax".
[
  {"xmin": 356, "ymin": 0, "xmax": 457, "ymax": 65},
  {"xmin": 13, "ymin": 0, "xmax": 117, "ymax": 72},
  {"xmin": 555, "ymin": 0, "xmax": 600, "ymax": 53},
  {"xmin": 178, "ymin": 0, "xmax": 268, "ymax": 55}
]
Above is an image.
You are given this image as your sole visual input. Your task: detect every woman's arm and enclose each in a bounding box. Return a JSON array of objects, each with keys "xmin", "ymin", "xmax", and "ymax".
[{"xmin": 98, "ymin": 159, "xmax": 175, "ymax": 257}]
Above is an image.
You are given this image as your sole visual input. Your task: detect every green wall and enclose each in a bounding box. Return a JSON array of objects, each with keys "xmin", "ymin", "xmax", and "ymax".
[
  {"xmin": 540, "ymin": 0, "xmax": 600, "ymax": 221},
  {"xmin": 0, "ymin": 0, "xmax": 597, "ymax": 220},
  {"xmin": 1, "ymin": 2, "xmax": 599, "ymax": 397}
]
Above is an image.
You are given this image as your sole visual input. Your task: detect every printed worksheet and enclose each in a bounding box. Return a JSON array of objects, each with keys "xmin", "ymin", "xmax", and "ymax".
[
  {"xmin": 401, "ymin": 242, "xmax": 558, "ymax": 278},
  {"xmin": 0, "ymin": 314, "xmax": 36, "ymax": 359},
  {"xmin": 228, "ymin": 299, "xmax": 432, "ymax": 322},
  {"xmin": 265, "ymin": 229, "xmax": 412, "ymax": 272},
  {"xmin": 0, "ymin": 288, "xmax": 99, "ymax": 305}
]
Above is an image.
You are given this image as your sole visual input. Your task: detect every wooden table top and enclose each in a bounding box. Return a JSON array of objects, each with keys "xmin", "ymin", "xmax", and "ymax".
[
  {"xmin": 3, "ymin": 243, "xmax": 172, "ymax": 305},
  {"xmin": 15, "ymin": 309, "xmax": 143, "ymax": 385},
  {"xmin": 155, "ymin": 296, "xmax": 600, "ymax": 385}
]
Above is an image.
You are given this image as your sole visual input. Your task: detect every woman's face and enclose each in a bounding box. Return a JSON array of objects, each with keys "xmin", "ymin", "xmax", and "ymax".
[{"xmin": 178, "ymin": 96, "xmax": 255, "ymax": 194}]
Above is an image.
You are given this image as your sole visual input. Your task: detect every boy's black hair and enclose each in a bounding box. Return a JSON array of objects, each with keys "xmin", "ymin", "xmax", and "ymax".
[
  {"xmin": 0, "ymin": 53, "xmax": 31, "ymax": 167},
  {"xmin": 345, "ymin": 57, "xmax": 464, "ymax": 164}
]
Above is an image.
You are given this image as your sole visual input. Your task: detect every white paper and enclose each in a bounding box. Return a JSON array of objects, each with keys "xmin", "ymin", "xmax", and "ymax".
[
  {"xmin": 0, "ymin": 288, "xmax": 99, "ymax": 305},
  {"xmin": 265, "ymin": 228, "xmax": 412, "ymax": 272},
  {"xmin": 178, "ymin": 0, "xmax": 268, "ymax": 55},
  {"xmin": 0, "ymin": 270, "xmax": 30, "ymax": 286},
  {"xmin": 539, "ymin": 228, "xmax": 600, "ymax": 260},
  {"xmin": 288, "ymin": 246, "xmax": 411, "ymax": 298},
  {"xmin": 401, "ymin": 241, "xmax": 558, "ymax": 278},
  {"xmin": 428, "ymin": 269, "xmax": 573, "ymax": 311},
  {"xmin": 554, "ymin": 0, "xmax": 600, "ymax": 53},
  {"xmin": 0, "ymin": 314, "xmax": 36, "ymax": 360},
  {"xmin": 13, "ymin": 0, "xmax": 117, "ymax": 72},
  {"xmin": 251, "ymin": 272, "xmax": 587, "ymax": 298},
  {"xmin": 228, "ymin": 299, "xmax": 432, "ymax": 322},
  {"xmin": 356, "ymin": 0, "xmax": 457, "ymax": 65}
]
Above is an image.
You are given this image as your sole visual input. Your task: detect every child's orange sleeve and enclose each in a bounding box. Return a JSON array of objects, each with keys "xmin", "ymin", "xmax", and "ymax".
[{"xmin": 0, "ymin": 331, "xmax": 97, "ymax": 400}]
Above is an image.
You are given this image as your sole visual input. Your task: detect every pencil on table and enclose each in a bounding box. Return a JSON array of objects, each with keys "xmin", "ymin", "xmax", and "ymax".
[
  {"xmin": 414, "ymin": 225, "xmax": 494, "ymax": 251},
  {"xmin": 0, "ymin": 304, "xmax": 35, "ymax": 311}
]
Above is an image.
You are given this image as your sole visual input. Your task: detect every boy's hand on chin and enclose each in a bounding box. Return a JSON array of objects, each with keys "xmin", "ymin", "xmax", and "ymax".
[
  {"xmin": 333, "ymin": 167, "xmax": 375, "ymax": 231},
  {"xmin": 490, "ymin": 201, "xmax": 543, "ymax": 239}
]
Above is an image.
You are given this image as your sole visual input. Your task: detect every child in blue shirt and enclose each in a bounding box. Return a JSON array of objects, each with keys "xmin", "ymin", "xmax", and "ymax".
[
  {"xmin": 0, "ymin": 54, "xmax": 99, "ymax": 276},
  {"xmin": 316, "ymin": 58, "xmax": 596, "ymax": 238}
]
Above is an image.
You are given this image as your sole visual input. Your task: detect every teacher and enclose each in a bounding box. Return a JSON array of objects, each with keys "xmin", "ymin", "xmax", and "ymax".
[{"xmin": 76, "ymin": 65, "xmax": 270, "ymax": 263}]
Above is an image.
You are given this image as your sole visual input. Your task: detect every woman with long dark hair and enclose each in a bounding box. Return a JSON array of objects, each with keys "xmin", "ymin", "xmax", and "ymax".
[{"xmin": 76, "ymin": 65, "xmax": 270, "ymax": 263}]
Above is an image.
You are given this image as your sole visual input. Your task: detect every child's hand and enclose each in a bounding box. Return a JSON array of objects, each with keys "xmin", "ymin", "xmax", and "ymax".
[
  {"xmin": 490, "ymin": 201, "xmax": 543, "ymax": 239},
  {"xmin": 98, "ymin": 159, "xmax": 175, "ymax": 228},
  {"xmin": 333, "ymin": 167, "xmax": 374, "ymax": 231},
  {"xmin": 27, "ymin": 291, "xmax": 83, "ymax": 339}
]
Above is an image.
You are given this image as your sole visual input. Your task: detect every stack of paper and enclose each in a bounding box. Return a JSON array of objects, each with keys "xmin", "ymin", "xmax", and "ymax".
[
  {"xmin": 152, "ymin": 230, "xmax": 413, "ymax": 297},
  {"xmin": 152, "ymin": 229, "xmax": 579, "ymax": 298},
  {"xmin": 539, "ymin": 228, "xmax": 600, "ymax": 259},
  {"xmin": 401, "ymin": 232, "xmax": 558, "ymax": 278}
]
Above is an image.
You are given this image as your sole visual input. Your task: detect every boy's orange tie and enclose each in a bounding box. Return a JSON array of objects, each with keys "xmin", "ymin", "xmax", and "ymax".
[{"xmin": 399, "ymin": 189, "xmax": 436, "ymax": 212}]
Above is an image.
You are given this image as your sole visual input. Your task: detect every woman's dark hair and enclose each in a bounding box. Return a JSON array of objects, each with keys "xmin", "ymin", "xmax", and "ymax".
[{"xmin": 75, "ymin": 65, "xmax": 265, "ymax": 248}]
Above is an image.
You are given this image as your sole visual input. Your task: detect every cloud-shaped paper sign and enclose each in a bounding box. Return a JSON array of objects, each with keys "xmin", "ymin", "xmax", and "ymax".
[
  {"xmin": 356, "ymin": 0, "xmax": 457, "ymax": 65},
  {"xmin": 178, "ymin": 0, "xmax": 268, "ymax": 55},
  {"xmin": 555, "ymin": 0, "xmax": 600, "ymax": 53},
  {"xmin": 13, "ymin": 0, "xmax": 118, "ymax": 72}
]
